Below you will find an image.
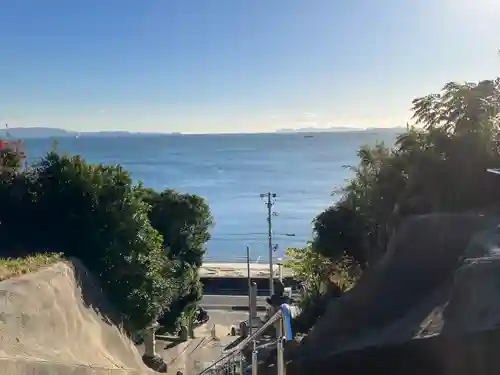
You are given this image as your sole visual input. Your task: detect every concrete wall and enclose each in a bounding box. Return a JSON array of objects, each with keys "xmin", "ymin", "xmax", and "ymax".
[{"xmin": 0, "ymin": 260, "xmax": 154, "ymax": 374}]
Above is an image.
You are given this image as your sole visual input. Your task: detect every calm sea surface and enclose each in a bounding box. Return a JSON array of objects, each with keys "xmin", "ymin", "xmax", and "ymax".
[{"xmin": 21, "ymin": 131, "xmax": 399, "ymax": 261}]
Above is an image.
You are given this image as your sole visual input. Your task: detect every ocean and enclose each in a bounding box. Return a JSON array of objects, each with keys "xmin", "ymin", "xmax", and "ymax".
[{"xmin": 20, "ymin": 131, "xmax": 400, "ymax": 262}]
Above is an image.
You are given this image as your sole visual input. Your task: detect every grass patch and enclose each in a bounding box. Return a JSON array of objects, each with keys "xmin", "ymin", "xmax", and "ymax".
[{"xmin": 0, "ymin": 253, "xmax": 63, "ymax": 281}]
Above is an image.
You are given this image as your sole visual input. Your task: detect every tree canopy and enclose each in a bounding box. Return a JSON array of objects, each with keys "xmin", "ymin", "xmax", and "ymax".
[
  {"xmin": 283, "ymin": 77, "xmax": 500, "ymax": 333},
  {"xmin": 0, "ymin": 150, "xmax": 212, "ymax": 334},
  {"xmin": 138, "ymin": 186, "xmax": 213, "ymax": 331},
  {"xmin": 313, "ymin": 78, "xmax": 500, "ymax": 267},
  {"xmin": 139, "ymin": 187, "xmax": 213, "ymax": 267}
]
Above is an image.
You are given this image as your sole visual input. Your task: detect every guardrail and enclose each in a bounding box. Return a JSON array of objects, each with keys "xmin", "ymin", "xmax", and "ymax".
[{"xmin": 197, "ymin": 309, "xmax": 286, "ymax": 375}]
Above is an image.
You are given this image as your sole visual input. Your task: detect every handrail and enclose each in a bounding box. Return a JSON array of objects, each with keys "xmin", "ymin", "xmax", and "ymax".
[
  {"xmin": 197, "ymin": 350, "xmax": 238, "ymax": 375},
  {"xmin": 197, "ymin": 310, "xmax": 283, "ymax": 375},
  {"xmin": 233, "ymin": 310, "xmax": 282, "ymax": 352}
]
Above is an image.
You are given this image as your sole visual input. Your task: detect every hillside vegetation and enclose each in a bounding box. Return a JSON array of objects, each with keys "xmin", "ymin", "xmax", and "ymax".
[
  {"xmin": 313, "ymin": 78, "xmax": 500, "ymax": 267},
  {"xmin": 0, "ymin": 147, "xmax": 213, "ymax": 334},
  {"xmin": 286, "ymin": 77, "xmax": 500, "ymax": 334},
  {"xmin": 0, "ymin": 253, "xmax": 62, "ymax": 281}
]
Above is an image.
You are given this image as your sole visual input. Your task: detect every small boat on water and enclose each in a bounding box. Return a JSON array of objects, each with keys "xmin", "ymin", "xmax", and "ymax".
[{"xmin": 303, "ymin": 135, "xmax": 314, "ymax": 138}]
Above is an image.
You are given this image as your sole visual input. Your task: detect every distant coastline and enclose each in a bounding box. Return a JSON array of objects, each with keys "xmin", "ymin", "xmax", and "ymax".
[
  {"xmin": 0, "ymin": 128, "xmax": 173, "ymax": 139},
  {"xmin": 276, "ymin": 126, "xmax": 406, "ymax": 133},
  {"xmin": 0, "ymin": 126, "xmax": 406, "ymax": 139}
]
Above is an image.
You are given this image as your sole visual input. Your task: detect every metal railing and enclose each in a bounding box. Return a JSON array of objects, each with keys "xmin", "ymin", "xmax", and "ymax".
[{"xmin": 197, "ymin": 310, "xmax": 285, "ymax": 375}]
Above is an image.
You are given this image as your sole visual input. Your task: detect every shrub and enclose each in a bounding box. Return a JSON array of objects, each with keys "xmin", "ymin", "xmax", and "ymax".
[
  {"xmin": 0, "ymin": 152, "xmax": 176, "ymax": 332},
  {"xmin": 138, "ymin": 186, "xmax": 213, "ymax": 331},
  {"xmin": 285, "ymin": 245, "xmax": 361, "ymax": 333}
]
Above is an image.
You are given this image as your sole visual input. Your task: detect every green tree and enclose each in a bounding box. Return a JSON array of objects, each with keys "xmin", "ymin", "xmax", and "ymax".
[
  {"xmin": 136, "ymin": 186, "xmax": 213, "ymax": 331},
  {"xmin": 313, "ymin": 204, "xmax": 367, "ymax": 267},
  {"xmin": 285, "ymin": 244, "xmax": 360, "ymax": 333},
  {"xmin": 313, "ymin": 142, "xmax": 405, "ymax": 265},
  {"xmin": 0, "ymin": 152, "xmax": 176, "ymax": 332},
  {"xmin": 157, "ymin": 263, "xmax": 203, "ymax": 331},
  {"xmin": 139, "ymin": 187, "xmax": 213, "ymax": 267},
  {"xmin": 285, "ymin": 245, "xmax": 333, "ymax": 298},
  {"xmin": 0, "ymin": 148, "xmax": 22, "ymax": 173},
  {"xmin": 285, "ymin": 244, "xmax": 360, "ymax": 297},
  {"xmin": 313, "ymin": 78, "xmax": 500, "ymax": 267}
]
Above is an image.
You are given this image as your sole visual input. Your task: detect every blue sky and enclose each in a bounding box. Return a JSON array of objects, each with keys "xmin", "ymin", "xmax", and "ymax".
[{"xmin": 1, "ymin": 0, "xmax": 499, "ymax": 134}]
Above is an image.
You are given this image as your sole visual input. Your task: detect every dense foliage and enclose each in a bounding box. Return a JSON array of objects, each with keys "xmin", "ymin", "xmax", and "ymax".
[
  {"xmin": 312, "ymin": 78, "xmax": 500, "ymax": 267},
  {"xmin": 0, "ymin": 148, "xmax": 21, "ymax": 172},
  {"xmin": 138, "ymin": 187, "xmax": 213, "ymax": 331},
  {"xmin": 0, "ymin": 150, "xmax": 212, "ymax": 333},
  {"xmin": 139, "ymin": 187, "xmax": 213, "ymax": 268},
  {"xmin": 284, "ymin": 245, "xmax": 360, "ymax": 333},
  {"xmin": 282, "ymin": 77, "xmax": 500, "ymax": 333}
]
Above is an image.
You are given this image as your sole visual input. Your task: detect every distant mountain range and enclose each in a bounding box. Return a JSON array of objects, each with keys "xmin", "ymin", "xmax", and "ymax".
[
  {"xmin": 277, "ymin": 126, "xmax": 406, "ymax": 133},
  {"xmin": 0, "ymin": 126, "xmax": 407, "ymax": 139},
  {"xmin": 0, "ymin": 128, "xmax": 167, "ymax": 139},
  {"xmin": 0, "ymin": 127, "xmax": 76, "ymax": 138}
]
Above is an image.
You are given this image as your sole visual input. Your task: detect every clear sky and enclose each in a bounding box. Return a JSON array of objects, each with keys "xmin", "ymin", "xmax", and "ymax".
[{"xmin": 1, "ymin": 0, "xmax": 499, "ymax": 134}]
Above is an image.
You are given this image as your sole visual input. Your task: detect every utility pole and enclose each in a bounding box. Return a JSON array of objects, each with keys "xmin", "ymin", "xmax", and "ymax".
[
  {"xmin": 260, "ymin": 192, "xmax": 276, "ymax": 296},
  {"xmin": 246, "ymin": 245, "xmax": 251, "ymax": 316},
  {"xmin": 246, "ymin": 245, "xmax": 252, "ymax": 336}
]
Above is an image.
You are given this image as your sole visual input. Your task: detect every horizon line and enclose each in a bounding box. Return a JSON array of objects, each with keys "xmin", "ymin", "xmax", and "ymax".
[{"xmin": 1, "ymin": 125, "xmax": 407, "ymax": 137}]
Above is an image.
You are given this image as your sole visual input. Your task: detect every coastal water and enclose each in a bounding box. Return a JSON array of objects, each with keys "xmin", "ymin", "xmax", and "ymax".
[{"xmin": 21, "ymin": 131, "xmax": 399, "ymax": 261}]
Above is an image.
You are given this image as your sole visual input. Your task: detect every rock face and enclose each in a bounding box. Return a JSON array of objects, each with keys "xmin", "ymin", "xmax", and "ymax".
[
  {"xmin": 0, "ymin": 259, "xmax": 154, "ymax": 375},
  {"xmin": 291, "ymin": 213, "xmax": 500, "ymax": 375}
]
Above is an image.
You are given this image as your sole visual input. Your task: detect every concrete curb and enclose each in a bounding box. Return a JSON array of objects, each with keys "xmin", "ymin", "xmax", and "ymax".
[{"xmin": 202, "ymin": 305, "xmax": 268, "ymax": 312}]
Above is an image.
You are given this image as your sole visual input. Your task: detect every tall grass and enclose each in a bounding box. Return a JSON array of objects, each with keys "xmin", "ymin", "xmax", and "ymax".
[{"xmin": 0, "ymin": 253, "xmax": 63, "ymax": 281}]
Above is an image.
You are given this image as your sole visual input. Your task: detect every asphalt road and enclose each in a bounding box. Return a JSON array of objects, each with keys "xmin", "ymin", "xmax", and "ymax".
[
  {"xmin": 200, "ymin": 309, "xmax": 254, "ymax": 326},
  {"xmin": 201, "ymin": 294, "xmax": 268, "ymax": 311}
]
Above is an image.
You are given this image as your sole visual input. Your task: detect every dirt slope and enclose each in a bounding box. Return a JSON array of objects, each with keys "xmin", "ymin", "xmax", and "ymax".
[
  {"xmin": 291, "ymin": 213, "xmax": 500, "ymax": 375},
  {"xmin": 0, "ymin": 259, "xmax": 154, "ymax": 374}
]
